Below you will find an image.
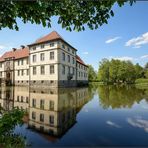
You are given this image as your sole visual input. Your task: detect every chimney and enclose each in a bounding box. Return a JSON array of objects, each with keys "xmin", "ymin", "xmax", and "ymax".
[
  {"xmin": 12, "ymin": 48, "xmax": 17, "ymax": 52},
  {"xmin": 21, "ymin": 45, "xmax": 25, "ymax": 49}
]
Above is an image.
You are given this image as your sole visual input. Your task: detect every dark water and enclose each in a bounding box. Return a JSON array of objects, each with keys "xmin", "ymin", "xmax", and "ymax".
[{"xmin": 1, "ymin": 84, "xmax": 148, "ymax": 147}]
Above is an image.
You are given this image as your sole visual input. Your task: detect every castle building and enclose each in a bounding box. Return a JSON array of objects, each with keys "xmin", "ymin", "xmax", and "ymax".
[{"xmin": 0, "ymin": 31, "xmax": 88, "ymax": 87}]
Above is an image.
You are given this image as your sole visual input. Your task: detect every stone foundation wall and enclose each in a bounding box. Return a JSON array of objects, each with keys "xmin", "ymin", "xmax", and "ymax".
[
  {"xmin": 29, "ymin": 80, "xmax": 59, "ymax": 87},
  {"xmin": 77, "ymin": 80, "xmax": 88, "ymax": 86},
  {"xmin": 14, "ymin": 80, "xmax": 88, "ymax": 87},
  {"xmin": 58, "ymin": 80, "xmax": 77, "ymax": 87},
  {"xmin": 15, "ymin": 80, "xmax": 29, "ymax": 86}
]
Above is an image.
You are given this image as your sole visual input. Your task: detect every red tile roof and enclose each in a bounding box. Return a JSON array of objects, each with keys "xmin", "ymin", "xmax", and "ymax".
[
  {"xmin": 35, "ymin": 31, "xmax": 63, "ymax": 44},
  {"xmin": 0, "ymin": 47, "xmax": 29, "ymax": 62},
  {"xmin": 76, "ymin": 55, "xmax": 88, "ymax": 67},
  {"xmin": 28, "ymin": 31, "xmax": 77, "ymax": 51}
]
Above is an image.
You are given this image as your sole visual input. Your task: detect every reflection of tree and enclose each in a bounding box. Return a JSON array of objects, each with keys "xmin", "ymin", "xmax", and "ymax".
[{"xmin": 97, "ymin": 85, "xmax": 147, "ymax": 109}]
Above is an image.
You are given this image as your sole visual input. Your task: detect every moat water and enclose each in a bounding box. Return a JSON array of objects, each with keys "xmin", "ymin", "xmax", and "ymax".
[{"xmin": 1, "ymin": 84, "xmax": 148, "ymax": 147}]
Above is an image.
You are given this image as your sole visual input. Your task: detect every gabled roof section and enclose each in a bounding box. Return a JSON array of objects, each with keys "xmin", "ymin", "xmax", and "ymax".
[
  {"xmin": 0, "ymin": 47, "xmax": 29, "ymax": 62},
  {"xmin": 35, "ymin": 31, "xmax": 63, "ymax": 44},
  {"xmin": 76, "ymin": 55, "xmax": 88, "ymax": 67},
  {"xmin": 28, "ymin": 31, "xmax": 77, "ymax": 51}
]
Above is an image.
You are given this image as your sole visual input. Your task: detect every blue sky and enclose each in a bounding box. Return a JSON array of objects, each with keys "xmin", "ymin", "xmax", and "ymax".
[{"xmin": 0, "ymin": 1, "xmax": 148, "ymax": 70}]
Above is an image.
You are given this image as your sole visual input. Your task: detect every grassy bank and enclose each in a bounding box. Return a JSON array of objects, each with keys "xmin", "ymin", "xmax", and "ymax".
[{"xmin": 135, "ymin": 78, "xmax": 148, "ymax": 87}]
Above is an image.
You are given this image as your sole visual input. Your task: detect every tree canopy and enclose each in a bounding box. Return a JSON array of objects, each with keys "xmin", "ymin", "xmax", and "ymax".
[
  {"xmin": 0, "ymin": 0, "xmax": 135, "ymax": 31},
  {"xmin": 88, "ymin": 65, "xmax": 97, "ymax": 82},
  {"xmin": 98, "ymin": 59, "xmax": 144, "ymax": 84}
]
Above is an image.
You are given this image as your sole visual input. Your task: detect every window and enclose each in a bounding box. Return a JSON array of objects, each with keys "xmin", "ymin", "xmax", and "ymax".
[
  {"xmin": 21, "ymin": 96, "xmax": 23, "ymax": 102},
  {"xmin": 17, "ymin": 96, "xmax": 19, "ymax": 102},
  {"xmin": 0, "ymin": 63, "xmax": 2, "ymax": 68},
  {"xmin": 26, "ymin": 59, "xmax": 29, "ymax": 64},
  {"xmin": 32, "ymin": 99, "xmax": 36, "ymax": 107},
  {"xmin": 50, "ymin": 51, "xmax": 54, "ymax": 60},
  {"xmin": 32, "ymin": 112, "xmax": 36, "ymax": 120},
  {"xmin": 33, "ymin": 46, "xmax": 36, "ymax": 50},
  {"xmin": 62, "ymin": 52, "xmax": 65, "ymax": 61},
  {"xmin": 40, "ymin": 114, "xmax": 44, "ymax": 122},
  {"xmin": 40, "ymin": 66, "xmax": 45, "ymax": 75},
  {"xmin": 21, "ymin": 59, "xmax": 23, "ymax": 65},
  {"xmin": 0, "ymin": 72, "xmax": 2, "ymax": 77},
  {"xmin": 40, "ymin": 53, "xmax": 44, "ymax": 61},
  {"xmin": 26, "ymin": 97, "xmax": 29, "ymax": 103},
  {"xmin": 72, "ymin": 49, "xmax": 74, "ymax": 54},
  {"xmin": 41, "ymin": 44, "xmax": 44, "ymax": 49},
  {"xmin": 72, "ymin": 67, "xmax": 75, "ymax": 75},
  {"xmin": 50, "ymin": 43, "xmax": 54, "ymax": 47},
  {"xmin": 72, "ymin": 57, "xmax": 75, "ymax": 64},
  {"xmin": 33, "ymin": 67, "xmax": 36, "ymax": 75},
  {"xmin": 62, "ymin": 44, "xmax": 65, "ymax": 49},
  {"xmin": 40, "ymin": 99, "xmax": 44, "ymax": 109},
  {"xmin": 27, "ymin": 69, "xmax": 29, "ymax": 75},
  {"xmin": 18, "ymin": 60, "xmax": 20, "ymax": 66},
  {"xmin": 68, "ymin": 55, "xmax": 70, "ymax": 63},
  {"xmin": 21, "ymin": 70, "xmax": 24, "ymax": 76},
  {"xmin": 49, "ymin": 101, "xmax": 54, "ymax": 110},
  {"xmin": 67, "ymin": 47, "xmax": 70, "ymax": 52},
  {"xmin": 49, "ymin": 115, "xmax": 54, "ymax": 124},
  {"xmin": 6, "ymin": 61, "xmax": 10, "ymax": 67},
  {"xmin": 50, "ymin": 65, "xmax": 54, "ymax": 74},
  {"xmin": 62, "ymin": 65, "xmax": 65, "ymax": 75},
  {"xmin": 33, "ymin": 55, "xmax": 36, "ymax": 62},
  {"xmin": 68, "ymin": 66, "xmax": 70, "ymax": 74},
  {"xmin": 40, "ymin": 126, "xmax": 44, "ymax": 131}
]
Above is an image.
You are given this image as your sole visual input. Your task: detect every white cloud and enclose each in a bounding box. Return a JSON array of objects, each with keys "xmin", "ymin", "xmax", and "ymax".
[
  {"xmin": 140, "ymin": 55, "xmax": 148, "ymax": 59},
  {"xmin": 127, "ymin": 117, "xmax": 148, "ymax": 133},
  {"xmin": 105, "ymin": 37, "xmax": 121, "ymax": 44},
  {"xmin": 125, "ymin": 32, "xmax": 148, "ymax": 48},
  {"xmin": 110, "ymin": 56, "xmax": 134, "ymax": 61},
  {"xmin": 82, "ymin": 51, "xmax": 89, "ymax": 55},
  {"xmin": 133, "ymin": 46, "xmax": 141, "ymax": 49},
  {"xmin": 0, "ymin": 45, "xmax": 6, "ymax": 49},
  {"xmin": 106, "ymin": 121, "xmax": 121, "ymax": 128}
]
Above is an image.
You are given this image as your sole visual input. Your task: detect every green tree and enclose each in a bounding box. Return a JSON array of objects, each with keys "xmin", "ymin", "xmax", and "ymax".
[
  {"xmin": 88, "ymin": 65, "xmax": 97, "ymax": 82},
  {"xmin": 98, "ymin": 58, "xmax": 110, "ymax": 83},
  {"xmin": 144, "ymin": 70, "xmax": 148, "ymax": 79},
  {"xmin": 125, "ymin": 61, "xmax": 136, "ymax": 83},
  {"xmin": 0, "ymin": 0, "xmax": 135, "ymax": 31},
  {"xmin": 144, "ymin": 62, "xmax": 148, "ymax": 70},
  {"xmin": 135, "ymin": 63, "xmax": 144, "ymax": 79},
  {"xmin": 117, "ymin": 61, "xmax": 127, "ymax": 83},
  {"xmin": 0, "ymin": 108, "xmax": 26, "ymax": 147},
  {"xmin": 109, "ymin": 59, "xmax": 121, "ymax": 83},
  {"xmin": 98, "ymin": 59, "xmax": 140, "ymax": 84}
]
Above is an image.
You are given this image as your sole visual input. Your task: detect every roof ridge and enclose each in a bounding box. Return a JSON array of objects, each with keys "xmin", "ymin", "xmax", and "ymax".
[{"xmin": 35, "ymin": 31, "xmax": 63, "ymax": 44}]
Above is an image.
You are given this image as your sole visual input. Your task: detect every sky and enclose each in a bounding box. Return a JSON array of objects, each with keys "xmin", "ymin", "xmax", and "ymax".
[{"xmin": 0, "ymin": 1, "xmax": 148, "ymax": 71}]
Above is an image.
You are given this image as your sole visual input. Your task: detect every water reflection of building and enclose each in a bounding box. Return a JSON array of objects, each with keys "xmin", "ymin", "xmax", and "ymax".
[
  {"xmin": 0, "ymin": 86, "xmax": 90, "ymax": 139},
  {"xmin": 13, "ymin": 86, "xmax": 29, "ymax": 111},
  {"xmin": 0, "ymin": 87, "xmax": 14, "ymax": 110}
]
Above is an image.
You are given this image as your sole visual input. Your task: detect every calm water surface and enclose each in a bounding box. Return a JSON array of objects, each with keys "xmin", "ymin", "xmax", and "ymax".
[{"xmin": 1, "ymin": 84, "xmax": 148, "ymax": 147}]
